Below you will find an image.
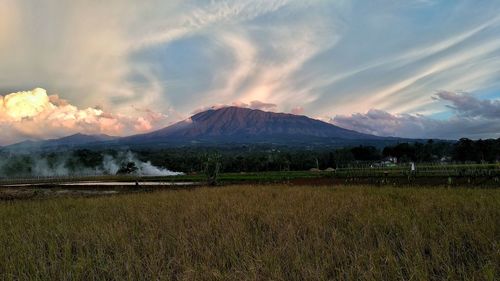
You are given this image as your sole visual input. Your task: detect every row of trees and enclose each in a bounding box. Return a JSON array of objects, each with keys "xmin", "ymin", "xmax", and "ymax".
[
  {"xmin": 142, "ymin": 138, "xmax": 500, "ymax": 171},
  {"xmin": 1, "ymin": 138, "xmax": 499, "ymax": 176},
  {"xmin": 134, "ymin": 138, "xmax": 500, "ymax": 172},
  {"xmin": 383, "ymin": 138, "xmax": 500, "ymax": 163}
]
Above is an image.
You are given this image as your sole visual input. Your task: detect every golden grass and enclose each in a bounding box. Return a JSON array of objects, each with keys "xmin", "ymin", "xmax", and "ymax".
[{"xmin": 0, "ymin": 185, "xmax": 498, "ymax": 280}]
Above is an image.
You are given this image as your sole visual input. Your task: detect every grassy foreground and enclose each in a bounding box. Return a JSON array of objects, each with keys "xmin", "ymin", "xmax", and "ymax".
[{"xmin": 0, "ymin": 185, "xmax": 498, "ymax": 281}]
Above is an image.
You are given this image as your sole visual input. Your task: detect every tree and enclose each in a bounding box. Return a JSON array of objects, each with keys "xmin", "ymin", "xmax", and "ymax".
[
  {"xmin": 117, "ymin": 162, "xmax": 138, "ymax": 175},
  {"xmin": 350, "ymin": 146, "xmax": 381, "ymax": 161},
  {"xmin": 452, "ymin": 138, "xmax": 479, "ymax": 163},
  {"xmin": 204, "ymin": 153, "xmax": 222, "ymax": 186}
]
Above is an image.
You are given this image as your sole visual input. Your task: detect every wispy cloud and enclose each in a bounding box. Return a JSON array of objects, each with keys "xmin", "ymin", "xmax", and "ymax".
[
  {"xmin": 1, "ymin": 0, "xmax": 500, "ymax": 142},
  {"xmin": 132, "ymin": 0, "xmax": 290, "ymax": 49}
]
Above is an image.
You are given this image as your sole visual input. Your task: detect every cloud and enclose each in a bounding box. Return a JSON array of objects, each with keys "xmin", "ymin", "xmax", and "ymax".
[
  {"xmin": 332, "ymin": 92, "xmax": 500, "ymax": 139},
  {"xmin": 435, "ymin": 91, "xmax": 500, "ymax": 118},
  {"xmin": 332, "ymin": 109, "xmax": 434, "ymax": 138},
  {"xmin": 133, "ymin": 0, "xmax": 290, "ymax": 49},
  {"xmin": 190, "ymin": 104, "xmax": 231, "ymax": 115},
  {"xmin": 286, "ymin": 3, "xmax": 500, "ymax": 116},
  {"xmin": 190, "ymin": 100, "xmax": 277, "ymax": 115},
  {"xmin": 247, "ymin": 100, "xmax": 277, "ymax": 111},
  {"xmin": 0, "ymin": 88, "xmax": 168, "ymax": 145},
  {"xmin": 290, "ymin": 106, "xmax": 305, "ymax": 115},
  {"xmin": 1, "ymin": 1, "xmax": 500, "ymax": 141}
]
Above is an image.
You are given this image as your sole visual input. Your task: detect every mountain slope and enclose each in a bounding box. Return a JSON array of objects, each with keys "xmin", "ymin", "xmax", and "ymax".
[
  {"xmin": 122, "ymin": 107, "xmax": 390, "ymax": 145},
  {"xmin": 46, "ymin": 133, "xmax": 117, "ymax": 146},
  {"xmin": 6, "ymin": 133, "xmax": 118, "ymax": 150},
  {"xmin": 4, "ymin": 107, "xmax": 400, "ymax": 150}
]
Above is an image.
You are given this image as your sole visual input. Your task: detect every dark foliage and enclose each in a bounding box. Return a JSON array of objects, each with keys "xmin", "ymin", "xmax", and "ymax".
[
  {"xmin": 1, "ymin": 138, "xmax": 499, "ymax": 176},
  {"xmin": 117, "ymin": 162, "xmax": 138, "ymax": 175}
]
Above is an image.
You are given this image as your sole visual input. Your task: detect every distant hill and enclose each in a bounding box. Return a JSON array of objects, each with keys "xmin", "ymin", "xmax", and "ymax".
[
  {"xmin": 120, "ymin": 107, "xmax": 397, "ymax": 146},
  {"xmin": 6, "ymin": 133, "xmax": 118, "ymax": 150}
]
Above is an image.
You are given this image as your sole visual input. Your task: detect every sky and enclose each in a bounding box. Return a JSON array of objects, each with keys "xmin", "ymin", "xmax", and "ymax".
[{"xmin": 1, "ymin": 0, "xmax": 500, "ymax": 145}]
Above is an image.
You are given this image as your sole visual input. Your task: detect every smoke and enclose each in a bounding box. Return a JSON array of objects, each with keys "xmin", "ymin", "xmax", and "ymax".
[
  {"xmin": 0, "ymin": 150, "xmax": 182, "ymax": 178},
  {"xmin": 101, "ymin": 155, "xmax": 119, "ymax": 175},
  {"xmin": 32, "ymin": 158, "xmax": 70, "ymax": 177},
  {"xmin": 101, "ymin": 151, "xmax": 182, "ymax": 176}
]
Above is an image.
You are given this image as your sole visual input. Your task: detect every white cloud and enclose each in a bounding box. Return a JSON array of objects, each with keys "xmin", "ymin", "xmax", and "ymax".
[{"xmin": 0, "ymin": 88, "xmax": 167, "ymax": 145}]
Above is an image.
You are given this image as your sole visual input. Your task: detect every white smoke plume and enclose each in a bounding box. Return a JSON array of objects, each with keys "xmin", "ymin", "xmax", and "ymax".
[
  {"xmin": 0, "ymin": 150, "xmax": 182, "ymax": 178},
  {"xmin": 102, "ymin": 151, "xmax": 182, "ymax": 176}
]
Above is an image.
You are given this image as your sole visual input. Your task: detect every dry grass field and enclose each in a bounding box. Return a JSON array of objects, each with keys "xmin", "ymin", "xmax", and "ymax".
[{"xmin": 0, "ymin": 185, "xmax": 498, "ymax": 280}]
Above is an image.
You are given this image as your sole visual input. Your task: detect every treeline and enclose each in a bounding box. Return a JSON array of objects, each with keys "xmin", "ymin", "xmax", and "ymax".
[
  {"xmin": 137, "ymin": 138, "xmax": 500, "ymax": 172},
  {"xmin": 383, "ymin": 138, "xmax": 500, "ymax": 163},
  {"xmin": 1, "ymin": 138, "xmax": 499, "ymax": 175}
]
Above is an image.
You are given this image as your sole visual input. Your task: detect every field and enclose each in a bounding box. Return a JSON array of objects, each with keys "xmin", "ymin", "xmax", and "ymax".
[
  {"xmin": 0, "ymin": 185, "xmax": 498, "ymax": 280},
  {"xmin": 1, "ymin": 163, "xmax": 498, "ymax": 188}
]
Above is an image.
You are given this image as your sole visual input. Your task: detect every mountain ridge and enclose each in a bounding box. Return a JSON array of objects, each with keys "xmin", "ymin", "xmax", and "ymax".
[
  {"xmin": 4, "ymin": 107, "xmax": 403, "ymax": 149},
  {"xmin": 5, "ymin": 133, "xmax": 118, "ymax": 150},
  {"xmin": 119, "ymin": 106, "xmax": 394, "ymax": 145}
]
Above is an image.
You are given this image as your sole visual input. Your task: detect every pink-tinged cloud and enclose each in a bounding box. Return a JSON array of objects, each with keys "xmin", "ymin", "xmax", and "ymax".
[
  {"xmin": 0, "ymin": 88, "xmax": 167, "ymax": 145},
  {"xmin": 190, "ymin": 104, "xmax": 229, "ymax": 115},
  {"xmin": 247, "ymin": 100, "xmax": 277, "ymax": 111},
  {"xmin": 291, "ymin": 106, "xmax": 304, "ymax": 115},
  {"xmin": 331, "ymin": 92, "xmax": 500, "ymax": 139},
  {"xmin": 190, "ymin": 100, "xmax": 277, "ymax": 115}
]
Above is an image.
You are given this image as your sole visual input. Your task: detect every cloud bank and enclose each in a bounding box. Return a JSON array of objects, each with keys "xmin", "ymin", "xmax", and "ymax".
[
  {"xmin": 0, "ymin": 88, "xmax": 167, "ymax": 145},
  {"xmin": 332, "ymin": 92, "xmax": 500, "ymax": 139}
]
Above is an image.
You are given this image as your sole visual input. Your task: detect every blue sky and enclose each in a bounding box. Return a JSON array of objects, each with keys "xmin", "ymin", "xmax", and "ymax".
[{"xmin": 0, "ymin": 0, "xmax": 500, "ymax": 144}]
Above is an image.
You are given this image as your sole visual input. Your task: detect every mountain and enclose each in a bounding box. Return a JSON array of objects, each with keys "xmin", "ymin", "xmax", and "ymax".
[
  {"xmin": 120, "ymin": 107, "xmax": 396, "ymax": 146},
  {"xmin": 47, "ymin": 133, "xmax": 118, "ymax": 146},
  {"xmin": 4, "ymin": 107, "xmax": 403, "ymax": 150},
  {"xmin": 6, "ymin": 133, "xmax": 118, "ymax": 150}
]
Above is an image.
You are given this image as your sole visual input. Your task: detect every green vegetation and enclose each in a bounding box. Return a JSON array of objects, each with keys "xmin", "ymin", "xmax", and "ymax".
[
  {"xmin": 1, "ymin": 163, "xmax": 499, "ymax": 187},
  {"xmin": 0, "ymin": 185, "xmax": 498, "ymax": 280},
  {"xmin": 121, "ymin": 138, "xmax": 500, "ymax": 172},
  {"xmin": 204, "ymin": 153, "xmax": 222, "ymax": 186},
  {"xmin": 1, "ymin": 138, "xmax": 500, "ymax": 179}
]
